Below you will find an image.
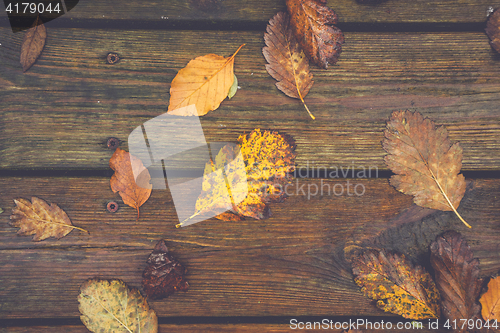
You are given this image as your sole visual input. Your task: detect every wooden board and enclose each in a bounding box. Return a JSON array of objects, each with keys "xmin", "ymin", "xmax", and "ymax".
[
  {"xmin": 0, "ymin": 177, "xmax": 498, "ymax": 320},
  {"xmin": 1, "ymin": 29, "xmax": 500, "ymax": 171},
  {"xmin": 1, "ymin": 0, "xmax": 499, "ymax": 24}
]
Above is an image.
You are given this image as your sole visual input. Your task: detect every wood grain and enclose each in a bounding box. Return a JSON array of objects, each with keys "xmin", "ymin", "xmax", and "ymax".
[
  {"xmin": 0, "ymin": 0, "xmax": 498, "ymax": 24},
  {"xmin": 1, "ymin": 29, "xmax": 499, "ymax": 171},
  {"xmin": 0, "ymin": 177, "xmax": 498, "ymax": 319}
]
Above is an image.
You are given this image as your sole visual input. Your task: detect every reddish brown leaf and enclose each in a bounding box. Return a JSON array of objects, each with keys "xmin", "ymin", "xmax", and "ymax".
[
  {"xmin": 109, "ymin": 148, "xmax": 152, "ymax": 220},
  {"xmin": 352, "ymin": 249, "xmax": 440, "ymax": 320},
  {"xmin": 263, "ymin": 12, "xmax": 315, "ymax": 119},
  {"xmin": 286, "ymin": 0, "xmax": 344, "ymax": 68},
  {"xmin": 486, "ymin": 8, "xmax": 500, "ymax": 54},
  {"xmin": 142, "ymin": 240, "xmax": 189, "ymax": 300},
  {"xmin": 20, "ymin": 16, "xmax": 46, "ymax": 72},
  {"xmin": 10, "ymin": 197, "xmax": 87, "ymax": 241},
  {"xmin": 430, "ymin": 231, "xmax": 482, "ymax": 331},
  {"xmin": 382, "ymin": 110, "xmax": 469, "ymax": 228},
  {"xmin": 480, "ymin": 276, "xmax": 500, "ymax": 322}
]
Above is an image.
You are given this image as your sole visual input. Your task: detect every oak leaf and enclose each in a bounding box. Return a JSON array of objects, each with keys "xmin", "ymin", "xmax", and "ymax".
[
  {"xmin": 486, "ymin": 8, "xmax": 500, "ymax": 54},
  {"xmin": 480, "ymin": 276, "xmax": 500, "ymax": 322},
  {"xmin": 263, "ymin": 12, "xmax": 315, "ymax": 119},
  {"xmin": 352, "ymin": 249, "xmax": 440, "ymax": 320},
  {"xmin": 10, "ymin": 197, "xmax": 87, "ymax": 241},
  {"xmin": 167, "ymin": 44, "xmax": 244, "ymax": 116},
  {"xmin": 382, "ymin": 110, "xmax": 469, "ymax": 228},
  {"xmin": 142, "ymin": 240, "xmax": 189, "ymax": 300},
  {"xmin": 430, "ymin": 231, "xmax": 482, "ymax": 330},
  {"xmin": 20, "ymin": 16, "xmax": 46, "ymax": 72},
  {"xmin": 78, "ymin": 279, "xmax": 158, "ymax": 333},
  {"xmin": 110, "ymin": 147, "xmax": 152, "ymax": 220},
  {"xmin": 286, "ymin": 0, "xmax": 344, "ymax": 68}
]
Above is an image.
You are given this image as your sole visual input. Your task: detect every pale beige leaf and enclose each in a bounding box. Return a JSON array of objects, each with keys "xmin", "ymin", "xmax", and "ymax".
[
  {"xmin": 78, "ymin": 279, "xmax": 158, "ymax": 333},
  {"xmin": 10, "ymin": 197, "xmax": 87, "ymax": 241}
]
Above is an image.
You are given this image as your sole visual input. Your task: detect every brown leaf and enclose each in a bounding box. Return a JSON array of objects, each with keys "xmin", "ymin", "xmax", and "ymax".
[
  {"xmin": 286, "ymin": 0, "xmax": 344, "ymax": 68},
  {"xmin": 109, "ymin": 147, "xmax": 152, "ymax": 220},
  {"xmin": 20, "ymin": 16, "xmax": 46, "ymax": 72},
  {"xmin": 142, "ymin": 240, "xmax": 189, "ymax": 300},
  {"xmin": 430, "ymin": 231, "xmax": 482, "ymax": 331},
  {"xmin": 480, "ymin": 276, "xmax": 500, "ymax": 322},
  {"xmin": 382, "ymin": 110, "xmax": 469, "ymax": 228},
  {"xmin": 352, "ymin": 249, "xmax": 440, "ymax": 320},
  {"xmin": 263, "ymin": 12, "xmax": 315, "ymax": 119},
  {"xmin": 167, "ymin": 44, "xmax": 244, "ymax": 116},
  {"xmin": 78, "ymin": 279, "xmax": 158, "ymax": 333},
  {"xmin": 486, "ymin": 8, "xmax": 500, "ymax": 54},
  {"xmin": 10, "ymin": 197, "xmax": 87, "ymax": 241}
]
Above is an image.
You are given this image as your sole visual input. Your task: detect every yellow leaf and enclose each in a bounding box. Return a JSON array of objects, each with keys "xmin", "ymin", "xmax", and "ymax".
[
  {"xmin": 9, "ymin": 197, "xmax": 87, "ymax": 241},
  {"xmin": 480, "ymin": 276, "xmax": 500, "ymax": 321},
  {"xmin": 78, "ymin": 279, "xmax": 158, "ymax": 333},
  {"xmin": 168, "ymin": 45, "xmax": 244, "ymax": 116},
  {"xmin": 352, "ymin": 250, "xmax": 440, "ymax": 320}
]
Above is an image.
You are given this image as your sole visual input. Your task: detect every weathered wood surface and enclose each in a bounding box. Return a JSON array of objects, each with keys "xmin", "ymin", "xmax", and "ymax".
[
  {"xmin": 1, "ymin": 28, "xmax": 500, "ymax": 171},
  {"xmin": 1, "ymin": 0, "xmax": 499, "ymax": 24},
  {"xmin": 0, "ymin": 178, "xmax": 498, "ymax": 320}
]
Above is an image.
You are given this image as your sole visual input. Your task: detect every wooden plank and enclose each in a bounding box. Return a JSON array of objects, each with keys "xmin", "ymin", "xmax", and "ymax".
[
  {"xmin": 1, "ymin": 0, "xmax": 498, "ymax": 24},
  {"xmin": 0, "ymin": 177, "xmax": 498, "ymax": 319},
  {"xmin": 1, "ymin": 29, "xmax": 499, "ymax": 171},
  {"xmin": 0, "ymin": 323, "xmax": 452, "ymax": 332}
]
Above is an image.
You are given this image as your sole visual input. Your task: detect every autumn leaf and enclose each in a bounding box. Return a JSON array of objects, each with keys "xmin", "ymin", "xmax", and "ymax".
[
  {"xmin": 78, "ymin": 279, "xmax": 158, "ymax": 333},
  {"xmin": 20, "ymin": 16, "xmax": 46, "ymax": 72},
  {"xmin": 286, "ymin": 0, "xmax": 344, "ymax": 68},
  {"xmin": 382, "ymin": 110, "xmax": 469, "ymax": 228},
  {"xmin": 486, "ymin": 8, "xmax": 500, "ymax": 53},
  {"xmin": 110, "ymin": 147, "xmax": 152, "ymax": 220},
  {"xmin": 9, "ymin": 197, "xmax": 87, "ymax": 241},
  {"xmin": 480, "ymin": 276, "xmax": 500, "ymax": 322},
  {"xmin": 0, "ymin": 208, "xmax": 3, "ymax": 214},
  {"xmin": 167, "ymin": 44, "xmax": 244, "ymax": 116},
  {"xmin": 228, "ymin": 74, "xmax": 238, "ymax": 99},
  {"xmin": 352, "ymin": 249, "xmax": 440, "ymax": 320},
  {"xmin": 430, "ymin": 231, "xmax": 482, "ymax": 330},
  {"xmin": 263, "ymin": 12, "xmax": 315, "ymax": 119},
  {"xmin": 142, "ymin": 240, "xmax": 189, "ymax": 300}
]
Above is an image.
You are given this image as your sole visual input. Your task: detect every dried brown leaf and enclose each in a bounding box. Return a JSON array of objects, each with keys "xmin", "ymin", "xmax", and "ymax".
[
  {"xmin": 10, "ymin": 197, "xmax": 87, "ymax": 241},
  {"xmin": 480, "ymin": 276, "xmax": 500, "ymax": 322},
  {"xmin": 78, "ymin": 279, "xmax": 158, "ymax": 333},
  {"xmin": 263, "ymin": 12, "xmax": 315, "ymax": 119},
  {"xmin": 167, "ymin": 44, "xmax": 244, "ymax": 116},
  {"xmin": 20, "ymin": 16, "xmax": 46, "ymax": 72},
  {"xmin": 109, "ymin": 148, "xmax": 152, "ymax": 220},
  {"xmin": 352, "ymin": 249, "xmax": 440, "ymax": 320},
  {"xmin": 382, "ymin": 110, "xmax": 469, "ymax": 228},
  {"xmin": 486, "ymin": 8, "xmax": 500, "ymax": 54},
  {"xmin": 286, "ymin": 0, "xmax": 344, "ymax": 68},
  {"xmin": 430, "ymin": 231, "xmax": 482, "ymax": 331},
  {"xmin": 142, "ymin": 240, "xmax": 189, "ymax": 300}
]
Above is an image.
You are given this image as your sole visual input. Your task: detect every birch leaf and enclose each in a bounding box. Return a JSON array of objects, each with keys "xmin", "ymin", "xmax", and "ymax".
[
  {"xmin": 9, "ymin": 197, "xmax": 87, "ymax": 241},
  {"xmin": 20, "ymin": 16, "xmax": 46, "ymax": 72},
  {"xmin": 78, "ymin": 279, "xmax": 158, "ymax": 333},
  {"xmin": 382, "ymin": 110, "xmax": 469, "ymax": 228},
  {"xmin": 263, "ymin": 12, "xmax": 315, "ymax": 119},
  {"xmin": 167, "ymin": 45, "xmax": 244, "ymax": 116}
]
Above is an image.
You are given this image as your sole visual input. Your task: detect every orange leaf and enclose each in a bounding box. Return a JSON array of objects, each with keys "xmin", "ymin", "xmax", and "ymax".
[
  {"xmin": 286, "ymin": 0, "xmax": 344, "ymax": 68},
  {"xmin": 109, "ymin": 148, "xmax": 152, "ymax": 220},
  {"xmin": 480, "ymin": 276, "xmax": 500, "ymax": 321},
  {"xmin": 20, "ymin": 16, "xmax": 46, "ymax": 72},
  {"xmin": 352, "ymin": 249, "xmax": 441, "ymax": 320},
  {"xmin": 263, "ymin": 12, "xmax": 315, "ymax": 119},
  {"xmin": 167, "ymin": 45, "xmax": 244, "ymax": 116},
  {"xmin": 382, "ymin": 110, "xmax": 469, "ymax": 228},
  {"xmin": 10, "ymin": 197, "xmax": 87, "ymax": 241}
]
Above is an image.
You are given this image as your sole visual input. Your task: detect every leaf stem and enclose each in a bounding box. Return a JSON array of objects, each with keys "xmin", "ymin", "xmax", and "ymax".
[{"xmin": 37, "ymin": 218, "xmax": 89, "ymax": 233}]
